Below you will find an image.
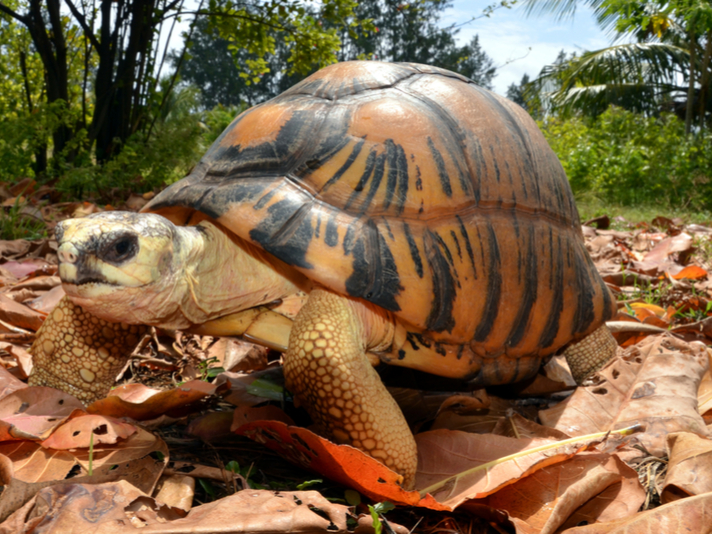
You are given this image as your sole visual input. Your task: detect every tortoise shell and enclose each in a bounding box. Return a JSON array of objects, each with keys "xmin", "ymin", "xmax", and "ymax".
[{"xmin": 146, "ymin": 61, "xmax": 615, "ymax": 385}]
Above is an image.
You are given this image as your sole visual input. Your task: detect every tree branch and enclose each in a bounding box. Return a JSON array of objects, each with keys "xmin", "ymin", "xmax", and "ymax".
[
  {"xmin": 64, "ymin": 0, "xmax": 101, "ymax": 51},
  {"xmin": 0, "ymin": 1, "xmax": 29, "ymax": 24}
]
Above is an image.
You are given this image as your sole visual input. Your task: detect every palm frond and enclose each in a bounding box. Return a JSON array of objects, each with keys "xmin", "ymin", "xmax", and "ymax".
[{"xmin": 530, "ymin": 42, "xmax": 690, "ymax": 116}]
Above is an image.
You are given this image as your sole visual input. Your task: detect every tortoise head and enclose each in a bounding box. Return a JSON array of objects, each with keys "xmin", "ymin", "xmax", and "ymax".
[{"xmin": 55, "ymin": 211, "xmax": 183, "ymax": 324}]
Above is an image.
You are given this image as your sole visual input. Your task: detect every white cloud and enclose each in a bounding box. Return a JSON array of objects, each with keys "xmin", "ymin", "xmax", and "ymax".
[{"xmin": 442, "ymin": 1, "xmax": 611, "ymax": 94}]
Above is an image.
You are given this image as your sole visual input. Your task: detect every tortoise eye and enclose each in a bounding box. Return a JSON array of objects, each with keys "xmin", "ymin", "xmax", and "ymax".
[{"xmin": 103, "ymin": 234, "xmax": 138, "ymax": 263}]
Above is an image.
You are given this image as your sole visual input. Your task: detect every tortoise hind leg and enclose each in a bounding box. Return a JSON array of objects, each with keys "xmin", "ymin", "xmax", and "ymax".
[
  {"xmin": 563, "ymin": 324, "xmax": 618, "ymax": 383},
  {"xmin": 29, "ymin": 296, "xmax": 146, "ymax": 403},
  {"xmin": 283, "ymin": 288, "xmax": 417, "ymax": 489}
]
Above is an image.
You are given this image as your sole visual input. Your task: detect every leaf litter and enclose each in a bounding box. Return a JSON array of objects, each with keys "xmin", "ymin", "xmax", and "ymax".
[{"xmin": 2, "ymin": 193, "xmax": 712, "ymax": 531}]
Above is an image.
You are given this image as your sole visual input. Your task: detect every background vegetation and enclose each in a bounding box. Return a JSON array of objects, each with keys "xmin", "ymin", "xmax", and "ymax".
[{"xmin": 1, "ymin": 0, "xmax": 712, "ymax": 214}]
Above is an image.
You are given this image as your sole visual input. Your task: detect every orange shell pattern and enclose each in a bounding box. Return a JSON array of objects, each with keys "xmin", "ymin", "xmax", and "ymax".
[{"xmin": 146, "ymin": 61, "xmax": 615, "ymax": 384}]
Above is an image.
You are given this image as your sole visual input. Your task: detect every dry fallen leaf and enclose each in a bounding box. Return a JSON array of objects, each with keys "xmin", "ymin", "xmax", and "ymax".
[
  {"xmin": 470, "ymin": 452, "xmax": 644, "ymax": 534},
  {"xmin": 413, "ymin": 429, "xmax": 626, "ymax": 509},
  {"xmin": 539, "ymin": 335, "xmax": 709, "ymax": 456},
  {"xmin": 88, "ymin": 380, "xmax": 226, "ymax": 420},
  {"xmin": 661, "ymin": 432, "xmax": 712, "ymax": 503},
  {"xmin": 40, "ymin": 413, "xmax": 137, "ymax": 449},
  {"xmin": 561, "ymin": 491, "xmax": 712, "ymax": 533},
  {"xmin": 235, "ymin": 419, "xmax": 444, "ymax": 509}
]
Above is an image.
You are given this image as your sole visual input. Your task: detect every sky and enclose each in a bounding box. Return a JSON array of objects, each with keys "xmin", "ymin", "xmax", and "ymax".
[{"xmin": 441, "ymin": 1, "xmax": 612, "ymax": 95}]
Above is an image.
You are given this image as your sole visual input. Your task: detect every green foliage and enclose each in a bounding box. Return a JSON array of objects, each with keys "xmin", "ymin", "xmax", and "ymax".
[
  {"xmin": 541, "ymin": 106, "xmax": 712, "ymax": 208},
  {"xmin": 0, "ymin": 196, "xmax": 46, "ymax": 240},
  {"xmin": 178, "ymin": 1, "xmax": 497, "ymax": 110}
]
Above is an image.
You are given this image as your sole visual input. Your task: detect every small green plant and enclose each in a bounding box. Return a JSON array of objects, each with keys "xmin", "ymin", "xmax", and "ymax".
[
  {"xmin": 0, "ymin": 197, "xmax": 47, "ymax": 240},
  {"xmin": 198, "ymin": 356, "xmax": 225, "ymax": 381},
  {"xmin": 367, "ymin": 501, "xmax": 395, "ymax": 534}
]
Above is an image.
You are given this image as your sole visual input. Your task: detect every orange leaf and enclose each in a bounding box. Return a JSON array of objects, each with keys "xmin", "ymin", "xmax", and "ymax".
[
  {"xmin": 234, "ymin": 420, "xmax": 447, "ymax": 510},
  {"xmin": 671, "ymin": 265, "xmax": 708, "ymax": 280}
]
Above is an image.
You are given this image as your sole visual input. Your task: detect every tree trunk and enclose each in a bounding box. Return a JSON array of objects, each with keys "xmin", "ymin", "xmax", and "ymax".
[
  {"xmin": 23, "ymin": 0, "xmax": 73, "ymax": 164},
  {"xmin": 91, "ymin": 0, "xmax": 157, "ymax": 164},
  {"xmin": 685, "ymin": 29, "xmax": 697, "ymax": 135},
  {"xmin": 698, "ymin": 30, "xmax": 712, "ymax": 131}
]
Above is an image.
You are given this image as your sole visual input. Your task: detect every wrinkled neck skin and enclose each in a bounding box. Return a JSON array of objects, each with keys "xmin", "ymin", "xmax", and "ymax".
[{"xmin": 74, "ymin": 221, "xmax": 308, "ymax": 330}]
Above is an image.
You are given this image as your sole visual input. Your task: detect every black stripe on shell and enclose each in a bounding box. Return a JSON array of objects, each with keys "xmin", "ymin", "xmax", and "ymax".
[
  {"xmin": 427, "ymin": 137, "xmax": 453, "ymax": 197},
  {"xmin": 403, "ymin": 222, "xmax": 424, "ymax": 278},
  {"xmin": 322, "ymin": 138, "xmax": 366, "ymax": 193},
  {"xmin": 248, "ymin": 195, "xmax": 315, "ymax": 269},
  {"xmin": 538, "ymin": 229, "xmax": 564, "ymax": 349},
  {"xmin": 571, "ymin": 240, "xmax": 596, "ymax": 335},
  {"xmin": 424, "ymin": 230, "xmax": 456, "ymax": 333},
  {"xmin": 344, "ymin": 219, "xmax": 403, "ymax": 312},
  {"xmin": 473, "ymin": 222, "xmax": 502, "ymax": 342},
  {"xmin": 456, "ymin": 215, "xmax": 477, "ymax": 278},
  {"xmin": 506, "ymin": 223, "xmax": 537, "ymax": 348}
]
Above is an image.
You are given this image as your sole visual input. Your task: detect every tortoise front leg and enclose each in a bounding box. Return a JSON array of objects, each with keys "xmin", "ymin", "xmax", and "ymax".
[
  {"xmin": 283, "ymin": 288, "xmax": 418, "ymax": 489},
  {"xmin": 29, "ymin": 296, "xmax": 146, "ymax": 403}
]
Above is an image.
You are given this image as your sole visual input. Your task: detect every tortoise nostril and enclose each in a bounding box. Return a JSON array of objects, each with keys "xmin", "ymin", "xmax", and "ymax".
[{"xmin": 58, "ymin": 245, "xmax": 79, "ymax": 264}]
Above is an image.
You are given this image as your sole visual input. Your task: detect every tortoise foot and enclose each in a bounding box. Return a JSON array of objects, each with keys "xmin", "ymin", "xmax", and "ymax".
[{"xmin": 29, "ymin": 296, "xmax": 146, "ymax": 404}]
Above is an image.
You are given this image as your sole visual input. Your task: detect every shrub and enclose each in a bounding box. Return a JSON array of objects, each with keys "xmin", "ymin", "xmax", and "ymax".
[{"xmin": 540, "ymin": 107, "xmax": 712, "ymax": 210}]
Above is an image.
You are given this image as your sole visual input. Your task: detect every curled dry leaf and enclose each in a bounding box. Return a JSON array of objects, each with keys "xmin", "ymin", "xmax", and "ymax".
[
  {"xmin": 0, "ymin": 294, "xmax": 44, "ymax": 332},
  {"xmin": 539, "ymin": 334, "xmax": 710, "ymax": 456},
  {"xmin": 0, "ymin": 441, "xmax": 77, "ymax": 483},
  {"xmin": 0, "ymin": 341, "xmax": 33, "ymax": 378},
  {"xmin": 88, "ymin": 379, "xmax": 225, "ymax": 420},
  {"xmin": 470, "ymin": 453, "xmax": 644, "ymax": 534},
  {"xmin": 40, "ymin": 413, "xmax": 137, "ymax": 449},
  {"xmin": 0, "ymin": 363, "xmax": 27, "ymax": 398},
  {"xmin": 661, "ymin": 432, "xmax": 712, "ymax": 503},
  {"xmin": 70, "ymin": 427, "xmax": 169, "ymax": 476},
  {"xmin": 186, "ymin": 411, "xmax": 236, "ymax": 441},
  {"xmin": 561, "ymin": 491, "xmax": 712, "ymax": 533},
  {"xmin": 491, "ymin": 413, "xmax": 571, "ymax": 441},
  {"xmin": 230, "ymin": 405, "xmax": 295, "ymax": 429},
  {"xmin": 413, "ymin": 429, "xmax": 625, "ymax": 509},
  {"xmin": 154, "ymin": 474, "xmax": 195, "ymax": 513},
  {"xmin": 0, "ymin": 484, "xmax": 353, "ymax": 534},
  {"xmin": 0, "ymin": 387, "xmax": 85, "ymax": 441}
]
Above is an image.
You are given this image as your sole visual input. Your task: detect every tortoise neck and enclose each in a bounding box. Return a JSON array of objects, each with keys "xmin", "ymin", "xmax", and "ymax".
[{"xmin": 173, "ymin": 221, "xmax": 307, "ymax": 327}]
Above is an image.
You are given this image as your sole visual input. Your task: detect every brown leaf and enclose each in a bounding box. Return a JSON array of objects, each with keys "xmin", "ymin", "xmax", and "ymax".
[
  {"xmin": 0, "ymin": 387, "xmax": 85, "ymax": 441},
  {"xmin": 230, "ymin": 405, "xmax": 294, "ymax": 429},
  {"xmin": 492, "ymin": 413, "xmax": 571, "ymax": 440},
  {"xmin": 0, "ymin": 356, "xmax": 30, "ymax": 391},
  {"xmin": 0, "ymin": 442, "xmax": 77, "ymax": 483},
  {"xmin": 0, "ymin": 294, "xmax": 44, "ymax": 331},
  {"xmin": 207, "ymin": 338, "xmax": 269, "ymax": 373},
  {"xmin": 561, "ymin": 491, "xmax": 712, "ymax": 533},
  {"xmin": 413, "ymin": 430, "xmax": 614, "ymax": 509},
  {"xmin": 40, "ymin": 413, "xmax": 137, "ymax": 449},
  {"xmin": 186, "ymin": 411, "xmax": 236, "ymax": 441},
  {"xmin": 661, "ymin": 432, "xmax": 712, "ymax": 503},
  {"xmin": 431, "ymin": 396, "xmax": 527, "ymax": 434},
  {"xmin": 88, "ymin": 380, "xmax": 224, "ymax": 420},
  {"xmin": 471, "ymin": 453, "xmax": 644, "ymax": 534},
  {"xmin": 2, "ymin": 484, "xmax": 353, "ymax": 533},
  {"xmin": 154, "ymin": 475, "xmax": 195, "ymax": 513},
  {"xmin": 539, "ymin": 335, "xmax": 709, "ymax": 456}
]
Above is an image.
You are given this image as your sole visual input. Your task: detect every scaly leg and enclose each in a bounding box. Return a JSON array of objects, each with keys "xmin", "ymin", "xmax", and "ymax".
[
  {"xmin": 283, "ymin": 288, "xmax": 418, "ymax": 489},
  {"xmin": 29, "ymin": 297, "xmax": 146, "ymax": 403},
  {"xmin": 563, "ymin": 324, "xmax": 618, "ymax": 383}
]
